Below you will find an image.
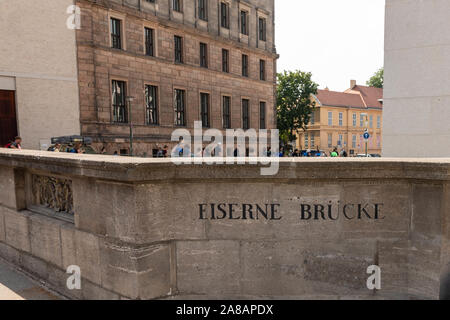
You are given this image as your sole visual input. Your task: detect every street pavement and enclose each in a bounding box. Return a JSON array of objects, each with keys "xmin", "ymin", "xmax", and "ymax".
[{"xmin": 0, "ymin": 258, "xmax": 61, "ymax": 300}]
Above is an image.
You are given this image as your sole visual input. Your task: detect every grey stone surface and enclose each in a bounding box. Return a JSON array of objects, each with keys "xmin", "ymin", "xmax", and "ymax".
[
  {"xmin": 0, "ymin": 258, "xmax": 61, "ymax": 300},
  {"xmin": 0, "ymin": 149, "xmax": 450, "ymax": 299},
  {"xmin": 29, "ymin": 214, "xmax": 64, "ymax": 268},
  {"xmin": 2, "ymin": 207, "xmax": 31, "ymax": 253},
  {"xmin": 0, "ymin": 209, "xmax": 5, "ymax": 243},
  {"xmin": 99, "ymin": 241, "xmax": 172, "ymax": 299},
  {"xmin": 0, "ymin": 167, "xmax": 25, "ymax": 211},
  {"xmin": 60, "ymin": 225, "xmax": 102, "ymax": 285},
  {"xmin": 177, "ymin": 241, "xmax": 241, "ymax": 296}
]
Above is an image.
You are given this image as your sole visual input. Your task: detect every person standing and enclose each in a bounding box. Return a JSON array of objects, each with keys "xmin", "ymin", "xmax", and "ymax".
[
  {"xmin": 6, "ymin": 136, "xmax": 22, "ymax": 149},
  {"xmin": 330, "ymin": 148, "xmax": 339, "ymax": 158}
]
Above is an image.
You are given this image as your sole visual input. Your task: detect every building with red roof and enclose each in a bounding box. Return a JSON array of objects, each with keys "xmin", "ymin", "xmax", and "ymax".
[{"xmin": 296, "ymin": 80, "xmax": 383, "ymax": 156}]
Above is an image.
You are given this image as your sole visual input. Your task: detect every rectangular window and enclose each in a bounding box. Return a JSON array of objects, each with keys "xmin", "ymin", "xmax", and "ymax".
[
  {"xmin": 145, "ymin": 85, "xmax": 158, "ymax": 125},
  {"xmin": 174, "ymin": 36, "xmax": 183, "ymax": 63},
  {"xmin": 259, "ymin": 17, "xmax": 266, "ymax": 41},
  {"xmin": 328, "ymin": 111, "xmax": 333, "ymax": 126},
  {"xmin": 338, "ymin": 134, "xmax": 343, "ymax": 147},
  {"xmin": 260, "ymin": 59, "xmax": 266, "ymax": 81},
  {"xmin": 377, "ymin": 115, "xmax": 381, "ymax": 129},
  {"xmin": 259, "ymin": 102, "xmax": 266, "ymax": 129},
  {"xmin": 360, "ymin": 114, "xmax": 364, "ymax": 127},
  {"xmin": 200, "ymin": 43, "xmax": 208, "ymax": 68},
  {"xmin": 173, "ymin": 0, "xmax": 182, "ymax": 12},
  {"xmin": 111, "ymin": 18, "xmax": 122, "ymax": 49},
  {"xmin": 310, "ymin": 111, "xmax": 315, "ymax": 125},
  {"xmin": 311, "ymin": 134, "xmax": 315, "ymax": 148},
  {"xmin": 221, "ymin": 2, "xmax": 229, "ymax": 29},
  {"xmin": 305, "ymin": 134, "xmax": 309, "ymax": 148},
  {"xmin": 352, "ymin": 134, "xmax": 357, "ymax": 149},
  {"xmin": 223, "ymin": 96, "xmax": 231, "ymax": 129},
  {"xmin": 242, "ymin": 99, "xmax": 250, "ymax": 130},
  {"xmin": 352, "ymin": 113, "xmax": 357, "ymax": 127},
  {"xmin": 222, "ymin": 49, "xmax": 229, "ymax": 73},
  {"xmin": 328, "ymin": 133, "xmax": 332, "ymax": 148},
  {"xmin": 339, "ymin": 112, "xmax": 343, "ymax": 126},
  {"xmin": 145, "ymin": 27, "xmax": 154, "ymax": 56},
  {"xmin": 200, "ymin": 93, "xmax": 210, "ymax": 128},
  {"xmin": 242, "ymin": 54, "xmax": 249, "ymax": 77},
  {"xmin": 198, "ymin": 0, "xmax": 207, "ymax": 20},
  {"xmin": 174, "ymin": 89, "xmax": 186, "ymax": 126},
  {"xmin": 369, "ymin": 115, "xmax": 373, "ymax": 128},
  {"xmin": 240, "ymin": 10, "xmax": 248, "ymax": 35},
  {"xmin": 112, "ymin": 80, "xmax": 127, "ymax": 123}
]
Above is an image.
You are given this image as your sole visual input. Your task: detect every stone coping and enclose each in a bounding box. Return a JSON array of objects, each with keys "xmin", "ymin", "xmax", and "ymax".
[{"xmin": 0, "ymin": 148, "xmax": 449, "ymax": 182}]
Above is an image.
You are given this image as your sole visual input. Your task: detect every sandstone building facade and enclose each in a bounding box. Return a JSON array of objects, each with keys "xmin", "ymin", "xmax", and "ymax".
[
  {"xmin": 0, "ymin": 0, "xmax": 277, "ymax": 156},
  {"xmin": 77, "ymin": 0, "xmax": 278, "ymax": 156}
]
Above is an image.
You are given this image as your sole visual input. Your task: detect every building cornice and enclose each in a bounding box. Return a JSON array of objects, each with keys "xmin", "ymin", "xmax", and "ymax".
[{"xmin": 76, "ymin": 0, "xmax": 278, "ymax": 59}]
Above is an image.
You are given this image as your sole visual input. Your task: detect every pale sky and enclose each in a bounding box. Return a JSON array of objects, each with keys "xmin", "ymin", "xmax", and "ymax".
[{"xmin": 275, "ymin": 0, "xmax": 385, "ymax": 91}]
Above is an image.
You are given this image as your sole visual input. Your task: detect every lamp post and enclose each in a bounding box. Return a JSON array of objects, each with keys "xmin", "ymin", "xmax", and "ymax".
[
  {"xmin": 126, "ymin": 96, "xmax": 135, "ymax": 157},
  {"xmin": 361, "ymin": 113, "xmax": 369, "ymax": 157}
]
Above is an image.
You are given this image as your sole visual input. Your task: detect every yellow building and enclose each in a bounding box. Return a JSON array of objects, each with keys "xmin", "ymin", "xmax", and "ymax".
[{"xmin": 297, "ymin": 81, "xmax": 383, "ymax": 156}]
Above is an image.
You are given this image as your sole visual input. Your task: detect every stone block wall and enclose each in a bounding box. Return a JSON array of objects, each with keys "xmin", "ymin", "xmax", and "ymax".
[
  {"xmin": 75, "ymin": 0, "xmax": 277, "ymax": 156},
  {"xmin": 0, "ymin": 149, "xmax": 450, "ymax": 299}
]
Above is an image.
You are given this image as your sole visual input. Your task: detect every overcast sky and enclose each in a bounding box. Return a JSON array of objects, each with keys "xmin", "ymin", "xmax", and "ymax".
[{"xmin": 275, "ymin": 0, "xmax": 385, "ymax": 91}]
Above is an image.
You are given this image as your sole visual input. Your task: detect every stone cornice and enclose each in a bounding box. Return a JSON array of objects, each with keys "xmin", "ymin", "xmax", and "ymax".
[{"xmin": 0, "ymin": 149, "xmax": 449, "ymax": 183}]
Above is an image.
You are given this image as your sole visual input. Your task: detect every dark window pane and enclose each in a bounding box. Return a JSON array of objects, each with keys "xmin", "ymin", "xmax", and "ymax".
[
  {"xmin": 223, "ymin": 96, "xmax": 231, "ymax": 129},
  {"xmin": 200, "ymin": 93, "xmax": 210, "ymax": 128},
  {"xmin": 222, "ymin": 49, "xmax": 229, "ymax": 73},
  {"xmin": 260, "ymin": 102, "xmax": 266, "ymax": 129},
  {"xmin": 242, "ymin": 54, "xmax": 248, "ymax": 77},
  {"xmin": 198, "ymin": 0, "xmax": 207, "ymax": 20},
  {"xmin": 174, "ymin": 89, "xmax": 186, "ymax": 126},
  {"xmin": 260, "ymin": 60, "xmax": 266, "ymax": 81},
  {"xmin": 145, "ymin": 27, "xmax": 154, "ymax": 56},
  {"xmin": 240, "ymin": 11, "xmax": 248, "ymax": 35},
  {"xmin": 221, "ymin": 3, "xmax": 229, "ymax": 29},
  {"xmin": 145, "ymin": 85, "xmax": 158, "ymax": 125},
  {"xmin": 259, "ymin": 17, "xmax": 266, "ymax": 41},
  {"xmin": 173, "ymin": 0, "xmax": 182, "ymax": 12},
  {"xmin": 242, "ymin": 99, "xmax": 249, "ymax": 130},
  {"xmin": 112, "ymin": 80, "xmax": 127, "ymax": 123},
  {"xmin": 200, "ymin": 43, "xmax": 208, "ymax": 68},
  {"xmin": 174, "ymin": 36, "xmax": 183, "ymax": 63}
]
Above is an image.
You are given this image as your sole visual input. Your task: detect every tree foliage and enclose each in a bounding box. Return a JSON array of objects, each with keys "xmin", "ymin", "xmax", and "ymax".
[
  {"xmin": 276, "ymin": 70, "xmax": 319, "ymax": 144},
  {"xmin": 366, "ymin": 67, "xmax": 384, "ymax": 88}
]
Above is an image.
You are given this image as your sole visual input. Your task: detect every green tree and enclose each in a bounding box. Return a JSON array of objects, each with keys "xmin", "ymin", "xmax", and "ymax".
[
  {"xmin": 366, "ymin": 67, "xmax": 384, "ymax": 88},
  {"xmin": 276, "ymin": 70, "xmax": 319, "ymax": 145}
]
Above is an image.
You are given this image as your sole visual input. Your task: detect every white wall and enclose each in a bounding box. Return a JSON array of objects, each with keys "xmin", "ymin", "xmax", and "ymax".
[
  {"xmin": 0, "ymin": 0, "xmax": 80, "ymax": 150},
  {"xmin": 383, "ymin": 0, "xmax": 450, "ymax": 157}
]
